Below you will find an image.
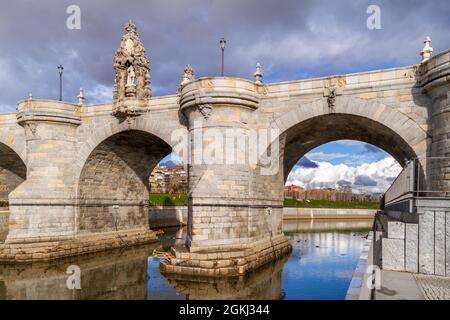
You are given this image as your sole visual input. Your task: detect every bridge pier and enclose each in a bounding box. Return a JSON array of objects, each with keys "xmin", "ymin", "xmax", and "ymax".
[{"xmin": 160, "ymin": 78, "xmax": 292, "ymax": 277}]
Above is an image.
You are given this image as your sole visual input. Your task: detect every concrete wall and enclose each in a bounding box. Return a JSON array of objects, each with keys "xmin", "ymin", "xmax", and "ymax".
[
  {"xmin": 149, "ymin": 206, "xmax": 187, "ymax": 228},
  {"xmin": 283, "ymin": 207, "xmax": 376, "ymax": 220},
  {"xmin": 382, "ymin": 199, "xmax": 450, "ymax": 277},
  {"xmin": 149, "ymin": 206, "xmax": 375, "ymax": 229}
]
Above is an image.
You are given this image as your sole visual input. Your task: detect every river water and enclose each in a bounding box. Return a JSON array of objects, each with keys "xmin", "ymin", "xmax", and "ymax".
[{"xmin": 0, "ymin": 219, "xmax": 372, "ymax": 300}]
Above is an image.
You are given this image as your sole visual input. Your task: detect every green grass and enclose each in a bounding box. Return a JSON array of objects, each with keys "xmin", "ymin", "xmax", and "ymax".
[
  {"xmin": 149, "ymin": 193, "xmax": 188, "ymax": 206},
  {"xmin": 149, "ymin": 193, "xmax": 379, "ymax": 209},
  {"xmin": 283, "ymin": 198, "xmax": 379, "ymax": 209}
]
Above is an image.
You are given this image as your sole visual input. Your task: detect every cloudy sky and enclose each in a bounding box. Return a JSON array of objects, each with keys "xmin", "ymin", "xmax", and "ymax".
[
  {"xmin": 1, "ymin": 0, "xmax": 449, "ymax": 193},
  {"xmin": 285, "ymin": 141, "xmax": 402, "ymax": 194}
]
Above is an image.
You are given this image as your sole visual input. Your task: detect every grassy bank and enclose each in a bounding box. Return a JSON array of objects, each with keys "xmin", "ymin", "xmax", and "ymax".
[
  {"xmin": 149, "ymin": 194, "xmax": 379, "ymax": 209},
  {"xmin": 149, "ymin": 194, "xmax": 188, "ymax": 206}
]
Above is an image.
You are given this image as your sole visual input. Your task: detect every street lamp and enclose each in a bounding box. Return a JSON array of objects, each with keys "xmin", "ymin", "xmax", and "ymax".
[
  {"xmin": 57, "ymin": 64, "xmax": 64, "ymax": 101},
  {"xmin": 219, "ymin": 38, "xmax": 226, "ymax": 76}
]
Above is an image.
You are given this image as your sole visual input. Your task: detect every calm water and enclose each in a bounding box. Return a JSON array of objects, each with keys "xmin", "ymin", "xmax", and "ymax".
[{"xmin": 0, "ymin": 219, "xmax": 371, "ymax": 300}]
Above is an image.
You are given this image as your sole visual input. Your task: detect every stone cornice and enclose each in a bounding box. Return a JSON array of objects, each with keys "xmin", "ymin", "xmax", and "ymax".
[
  {"xmin": 16, "ymin": 99, "xmax": 81, "ymax": 126},
  {"xmin": 179, "ymin": 77, "xmax": 260, "ymax": 112}
]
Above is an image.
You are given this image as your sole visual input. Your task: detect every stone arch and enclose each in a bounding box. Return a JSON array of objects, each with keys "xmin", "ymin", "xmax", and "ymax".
[
  {"xmin": 0, "ymin": 130, "xmax": 26, "ymax": 165},
  {"xmin": 0, "ymin": 142, "xmax": 26, "ymax": 202},
  {"xmin": 269, "ymin": 96, "xmax": 428, "ymax": 181},
  {"xmin": 0, "ymin": 141, "xmax": 26, "ymax": 241},
  {"xmin": 75, "ymin": 117, "xmax": 183, "ymax": 182},
  {"xmin": 76, "ymin": 128, "xmax": 173, "ymax": 234}
]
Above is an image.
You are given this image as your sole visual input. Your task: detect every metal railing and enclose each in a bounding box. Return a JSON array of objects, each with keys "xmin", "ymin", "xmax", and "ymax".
[
  {"xmin": 383, "ymin": 157, "xmax": 450, "ymax": 212},
  {"xmin": 384, "ymin": 159, "xmax": 415, "ymax": 205}
]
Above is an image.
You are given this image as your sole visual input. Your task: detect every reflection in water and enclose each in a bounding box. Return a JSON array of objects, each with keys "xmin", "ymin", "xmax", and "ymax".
[
  {"xmin": 0, "ymin": 219, "xmax": 371, "ymax": 300},
  {"xmin": 0, "ymin": 244, "xmax": 157, "ymax": 300},
  {"xmin": 282, "ymin": 219, "xmax": 371, "ymax": 300},
  {"xmin": 155, "ymin": 257, "xmax": 287, "ymax": 300},
  {"xmin": 283, "ymin": 219, "xmax": 373, "ymax": 233}
]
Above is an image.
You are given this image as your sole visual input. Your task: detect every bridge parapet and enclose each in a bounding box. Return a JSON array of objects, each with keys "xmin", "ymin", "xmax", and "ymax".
[
  {"xmin": 179, "ymin": 77, "xmax": 260, "ymax": 120},
  {"xmin": 16, "ymin": 99, "xmax": 81, "ymax": 126}
]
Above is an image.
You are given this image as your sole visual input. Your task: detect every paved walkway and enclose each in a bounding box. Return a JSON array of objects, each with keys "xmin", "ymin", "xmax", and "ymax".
[
  {"xmin": 414, "ymin": 274, "xmax": 450, "ymax": 300},
  {"xmin": 374, "ymin": 270, "xmax": 424, "ymax": 300}
]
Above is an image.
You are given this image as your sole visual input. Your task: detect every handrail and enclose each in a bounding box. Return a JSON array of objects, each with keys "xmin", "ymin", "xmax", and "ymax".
[{"xmin": 384, "ymin": 157, "xmax": 450, "ymax": 208}]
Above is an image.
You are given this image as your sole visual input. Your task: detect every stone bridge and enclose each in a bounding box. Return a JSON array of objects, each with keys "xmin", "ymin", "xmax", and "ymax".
[{"xmin": 0, "ymin": 22, "xmax": 449, "ymax": 276}]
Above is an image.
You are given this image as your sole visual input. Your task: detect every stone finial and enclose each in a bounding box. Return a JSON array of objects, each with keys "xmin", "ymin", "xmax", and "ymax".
[
  {"xmin": 113, "ymin": 21, "xmax": 151, "ymax": 101},
  {"xmin": 180, "ymin": 64, "xmax": 195, "ymax": 86},
  {"xmin": 77, "ymin": 87, "xmax": 85, "ymax": 105},
  {"xmin": 420, "ymin": 36, "xmax": 433, "ymax": 63},
  {"xmin": 28, "ymin": 93, "xmax": 33, "ymax": 100},
  {"xmin": 254, "ymin": 63, "xmax": 263, "ymax": 84}
]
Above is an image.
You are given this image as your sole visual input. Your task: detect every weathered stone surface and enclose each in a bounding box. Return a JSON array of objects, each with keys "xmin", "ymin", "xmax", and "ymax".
[
  {"xmin": 388, "ymin": 221, "xmax": 405, "ymax": 239},
  {"xmin": 447, "ymin": 212, "xmax": 450, "ymax": 277},
  {"xmin": 435, "ymin": 211, "xmax": 446, "ymax": 276},
  {"xmin": 405, "ymin": 223, "xmax": 419, "ymax": 273},
  {"xmin": 419, "ymin": 211, "xmax": 435, "ymax": 274},
  {"xmin": 382, "ymin": 238, "xmax": 405, "ymax": 271}
]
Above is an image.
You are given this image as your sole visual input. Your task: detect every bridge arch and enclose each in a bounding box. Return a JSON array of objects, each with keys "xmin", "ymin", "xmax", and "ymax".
[
  {"xmin": 269, "ymin": 96, "xmax": 428, "ymax": 181},
  {"xmin": 0, "ymin": 141, "xmax": 26, "ymax": 241},
  {"xmin": 0, "ymin": 142, "xmax": 26, "ymax": 202},
  {"xmin": 76, "ymin": 128, "xmax": 173, "ymax": 233},
  {"xmin": 75, "ymin": 117, "xmax": 183, "ymax": 181}
]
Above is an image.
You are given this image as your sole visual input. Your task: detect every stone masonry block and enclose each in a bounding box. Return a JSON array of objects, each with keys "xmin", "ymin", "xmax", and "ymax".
[
  {"xmin": 382, "ymin": 238, "xmax": 405, "ymax": 271},
  {"xmin": 435, "ymin": 211, "xmax": 446, "ymax": 276},
  {"xmin": 419, "ymin": 211, "xmax": 435, "ymax": 274},
  {"xmin": 388, "ymin": 221, "xmax": 405, "ymax": 239},
  {"xmin": 446, "ymin": 212, "xmax": 450, "ymax": 277},
  {"xmin": 405, "ymin": 223, "xmax": 418, "ymax": 273}
]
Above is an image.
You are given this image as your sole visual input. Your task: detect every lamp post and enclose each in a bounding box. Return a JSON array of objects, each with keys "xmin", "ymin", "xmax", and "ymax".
[
  {"xmin": 57, "ymin": 64, "xmax": 64, "ymax": 101},
  {"xmin": 219, "ymin": 38, "xmax": 226, "ymax": 76}
]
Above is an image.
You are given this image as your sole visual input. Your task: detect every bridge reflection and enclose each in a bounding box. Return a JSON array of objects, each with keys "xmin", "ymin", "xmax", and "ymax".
[
  {"xmin": 0, "ymin": 227, "xmax": 288, "ymax": 300},
  {"xmin": 0, "ymin": 219, "xmax": 371, "ymax": 300}
]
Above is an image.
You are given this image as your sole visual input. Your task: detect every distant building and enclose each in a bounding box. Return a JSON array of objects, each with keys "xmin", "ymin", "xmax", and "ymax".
[
  {"xmin": 283, "ymin": 184, "xmax": 381, "ymax": 202},
  {"xmin": 150, "ymin": 164, "xmax": 187, "ymax": 194}
]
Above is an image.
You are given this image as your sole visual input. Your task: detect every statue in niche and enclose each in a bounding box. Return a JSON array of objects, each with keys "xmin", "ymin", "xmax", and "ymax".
[
  {"xmin": 126, "ymin": 65, "xmax": 136, "ymax": 86},
  {"xmin": 113, "ymin": 21, "xmax": 151, "ymax": 101}
]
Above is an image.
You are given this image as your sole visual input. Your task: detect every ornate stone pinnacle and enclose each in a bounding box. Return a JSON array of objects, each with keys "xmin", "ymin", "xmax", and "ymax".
[
  {"xmin": 254, "ymin": 63, "xmax": 263, "ymax": 84},
  {"xmin": 420, "ymin": 35, "xmax": 433, "ymax": 63},
  {"xmin": 77, "ymin": 87, "xmax": 85, "ymax": 105},
  {"xmin": 124, "ymin": 21, "xmax": 137, "ymax": 35},
  {"xmin": 113, "ymin": 21, "xmax": 151, "ymax": 102},
  {"xmin": 180, "ymin": 64, "xmax": 195, "ymax": 86}
]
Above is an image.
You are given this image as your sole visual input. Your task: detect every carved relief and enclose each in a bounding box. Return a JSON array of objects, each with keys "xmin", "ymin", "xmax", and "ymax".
[
  {"xmin": 198, "ymin": 104, "xmax": 212, "ymax": 120},
  {"xmin": 26, "ymin": 122, "xmax": 38, "ymax": 136},
  {"xmin": 324, "ymin": 76, "xmax": 345, "ymax": 112}
]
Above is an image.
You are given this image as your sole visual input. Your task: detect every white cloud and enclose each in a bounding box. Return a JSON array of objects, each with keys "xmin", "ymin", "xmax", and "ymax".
[
  {"xmin": 307, "ymin": 151, "xmax": 349, "ymax": 161},
  {"xmin": 84, "ymin": 84, "xmax": 113, "ymax": 104},
  {"xmin": 334, "ymin": 140, "xmax": 365, "ymax": 146},
  {"xmin": 286, "ymin": 157, "xmax": 402, "ymax": 194}
]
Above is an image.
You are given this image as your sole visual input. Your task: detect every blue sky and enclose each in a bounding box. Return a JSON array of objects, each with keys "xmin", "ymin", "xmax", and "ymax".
[{"xmin": 305, "ymin": 140, "xmax": 391, "ymax": 166}]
